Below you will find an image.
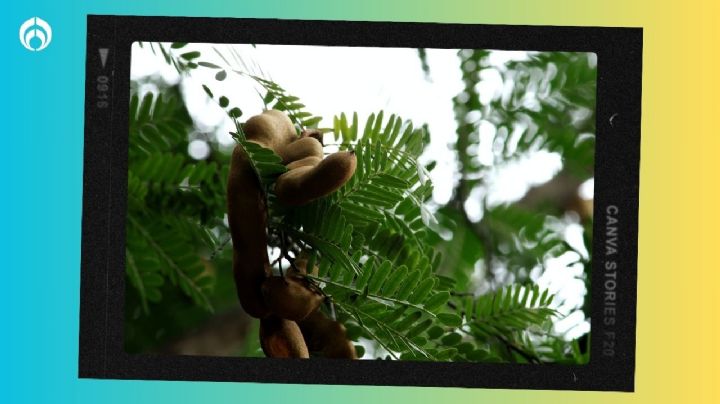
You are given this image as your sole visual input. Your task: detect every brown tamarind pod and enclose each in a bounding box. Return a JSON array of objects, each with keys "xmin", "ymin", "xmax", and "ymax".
[
  {"xmin": 228, "ymin": 110, "xmax": 355, "ymax": 320},
  {"xmin": 301, "ymin": 128, "xmax": 324, "ymax": 146},
  {"xmin": 227, "ymin": 146, "xmax": 272, "ymax": 318},
  {"xmin": 299, "ymin": 309, "xmax": 357, "ymax": 359},
  {"xmin": 277, "ymin": 136, "xmax": 323, "ymax": 164},
  {"xmin": 260, "ymin": 316, "xmax": 309, "ymax": 358},
  {"xmin": 261, "ymin": 275, "xmax": 324, "ymax": 321},
  {"xmin": 286, "ymin": 156, "xmax": 322, "ymax": 171},
  {"xmin": 324, "ymin": 336, "xmax": 357, "ymax": 359},
  {"xmin": 289, "ymin": 256, "xmax": 319, "ymax": 277},
  {"xmin": 242, "ymin": 110, "xmax": 357, "ymax": 206},
  {"xmin": 242, "ymin": 109, "xmax": 297, "ymax": 150},
  {"xmin": 275, "ymin": 151, "xmax": 357, "ymax": 206}
]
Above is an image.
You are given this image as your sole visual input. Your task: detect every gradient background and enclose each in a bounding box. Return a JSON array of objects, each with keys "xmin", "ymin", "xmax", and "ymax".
[{"xmin": 3, "ymin": 1, "xmax": 718, "ymax": 403}]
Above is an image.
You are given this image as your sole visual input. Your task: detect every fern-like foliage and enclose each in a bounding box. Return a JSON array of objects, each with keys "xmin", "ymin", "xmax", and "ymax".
[
  {"xmin": 127, "ymin": 88, "xmax": 219, "ymax": 315},
  {"xmin": 250, "ymin": 108, "xmax": 558, "ymax": 362},
  {"xmin": 444, "ymin": 284, "xmax": 559, "ymax": 363},
  {"xmin": 331, "ymin": 112, "xmax": 436, "ymax": 247},
  {"xmin": 481, "ymin": 205, "xmax": 568, "ymax": 276},
  {"xmin": 129, "ymin": 91, "xmax": 189, "ymax": 160},
  {"xmin": 128, "ymin": 43, "xmax": 574, "ymax": 362},
  {"xmin": 253, "ymin": 75, "xmax": 323, "ymax": 130},
  {"xmin": 466, "ymin": 284, "xmax": 556, "ymax": 337},
  {"xmin": 127, "ymin": 216, "xmax": 214, "ymax": 311}
]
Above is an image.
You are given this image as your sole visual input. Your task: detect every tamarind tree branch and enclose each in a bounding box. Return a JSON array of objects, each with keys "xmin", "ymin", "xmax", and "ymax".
[
  {"xmin": 342, "ymin": 309, "xmax": 399, "ymax": 360},
  {"xmin": 308, "ymin": 275, "xmax": 438, "ymax": 318},
  {"xmin": 281, "ymin": 228, "xmax": 362, "ymax": 276},
  {"xmin": 456, "ymin": 326, "xmax": 541, "ymax": 364},
  {"xmin": 339, "ymin": 302, "xmax": 436, "ymax": 361},
  {"xmin": 494, "ymin": 333, "xmax": 542, "ymax": 364},
  {"xmin": 336, "ymin": 303, "xmax": 399, "ymax": 360},
  {"xmin": 129, "ymin": 216, "xmax": 213, "ymax": 310},
  {"xmin": 209, "ymin": 235, "xmax": 232, "ymax": 261}
]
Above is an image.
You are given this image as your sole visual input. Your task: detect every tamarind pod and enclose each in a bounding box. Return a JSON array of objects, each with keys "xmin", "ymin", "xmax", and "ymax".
[
  {"xmin": 298, "ymin": 310, "xmax": 357, "ymax": 359},
  {"xmin": 277, "ymin": 137, "xmax": 324, "ymax": 164},
  {"xmin": 261, "ymin": 275, "xmax": 324, "ymax": 321},
  {"xmin": 289, "ymin": 257, "xmax": 319, "ymax": 277},
  {"xmin": 323, "ymin": 337, "xmax": 357, "ymax": 359},
  {"xmin": 260, "ymin": 316, "xmax": 309, "ymax": 358},
  {"xmin": 242, "ymin": 109, "xmax": 298, "ymax": 151},
  {"xmin": 300, "ymin": 129, "xmax": 324, "ymax": 146},
  {"xmin": 275, "ymin": 151, "xmax": 357, "ymax": 206},
  {"xmin": 230, "ymin": 110, "xmax": 353, "ymax": 318},
  {"xmin": 227, "ymin": 145, "xmax": 271, "ymax": 318},
  {"xmin": 286, "ymin": 156, "xmax": 322, "ymax": 171}
]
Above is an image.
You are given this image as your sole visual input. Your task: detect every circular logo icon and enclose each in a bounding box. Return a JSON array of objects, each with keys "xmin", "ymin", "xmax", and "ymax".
[{"xmin": 19, "ymin": 17, "xmax": 52, "ymax": 51}]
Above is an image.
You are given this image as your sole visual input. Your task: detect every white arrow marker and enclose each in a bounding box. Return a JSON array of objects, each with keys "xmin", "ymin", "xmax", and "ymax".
[{"xmin": 99, "ymin": 48, "xmax": 109, "ymax": 68}]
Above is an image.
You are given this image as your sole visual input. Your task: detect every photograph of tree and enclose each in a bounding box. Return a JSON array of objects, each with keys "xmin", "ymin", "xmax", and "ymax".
[{"xmin": 125, "ymin": 42, "xmax": 595, "ymax": 364}]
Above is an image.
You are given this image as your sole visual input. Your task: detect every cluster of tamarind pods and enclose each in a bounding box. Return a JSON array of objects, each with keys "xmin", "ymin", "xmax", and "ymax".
[{"xmin": 227, "ymin": 110, "xmax": 358, "ymax": 358}]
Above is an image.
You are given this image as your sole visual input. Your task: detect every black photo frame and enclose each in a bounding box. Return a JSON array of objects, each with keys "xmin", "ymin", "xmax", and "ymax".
[{"xmin": 79, "ymin": 14, "xmax": 641, "ymax": 391}]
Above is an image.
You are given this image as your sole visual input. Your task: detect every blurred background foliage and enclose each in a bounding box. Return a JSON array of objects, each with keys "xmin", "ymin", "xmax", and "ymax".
[{"xmin": 124, "ymin": 43, "xmax": 595, "ymax": 363}]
